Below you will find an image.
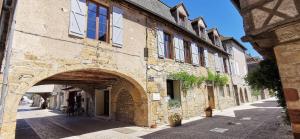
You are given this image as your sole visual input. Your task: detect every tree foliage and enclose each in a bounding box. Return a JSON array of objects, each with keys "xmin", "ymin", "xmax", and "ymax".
[{"xmin": 245, "ymin": 59, "xmax": 286, "ymax": 108}]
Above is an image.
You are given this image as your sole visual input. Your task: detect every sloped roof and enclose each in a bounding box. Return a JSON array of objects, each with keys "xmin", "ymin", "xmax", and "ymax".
[
  {"xmin": 221, "ymin": 36, "xmax": 247, "ymax": 50},
  {"xmin": 170, "ymin": 2, "xmax": 190, "ymax": 16},
  {"xmin": 124, "ymin": 0, "xmax": 229, "ymax": 55},
  {"xmin": 191, "ymin": 16, "xmax": 208, "ymax": 27}
]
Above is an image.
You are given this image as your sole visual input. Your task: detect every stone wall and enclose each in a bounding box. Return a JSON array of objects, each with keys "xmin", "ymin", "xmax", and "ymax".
[{"xmin": 145, "ymin": 17, "xmax": 236, "ymax": 125}]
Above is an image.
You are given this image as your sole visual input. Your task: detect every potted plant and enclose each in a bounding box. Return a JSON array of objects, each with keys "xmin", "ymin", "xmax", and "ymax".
[
  {"xmin": 205, "ymin": 106, "xmax": 213, "ymax": 117},
  {"xmin": 168, "ymin": 113, "xmax": 182, "ymax": 127}
]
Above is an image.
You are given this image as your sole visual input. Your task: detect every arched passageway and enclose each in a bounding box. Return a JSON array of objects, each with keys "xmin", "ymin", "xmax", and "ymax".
[{"xmin": 14, "ymin": 69, "xmax": 149, "ymax": 139}]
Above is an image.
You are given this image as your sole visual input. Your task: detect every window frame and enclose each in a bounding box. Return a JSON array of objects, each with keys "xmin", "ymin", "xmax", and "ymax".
[
  {"xmin": 164, "ymin": 32, "xmax": 174, "ymax": 59},
  {"xmin": 167, "ymin": 80, "xmax": 175, "ymax": 100},
  {"xmin": 178, "ymin": 13, "xmax": 186, "ymax": 27},
  {"xmin": 86, "ymin": 1, "xmax": 110, "ymax": 43},
  {"xmin": 199, "ymin": 47, "xmax": 205, "ymax": 67},
  {"xmin": 184, "ymin": 40, "xmax": 191, "ymax": 64}
]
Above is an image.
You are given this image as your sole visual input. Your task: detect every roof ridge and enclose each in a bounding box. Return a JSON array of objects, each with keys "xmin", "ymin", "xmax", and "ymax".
[{"xmin": 157, "ymin": 0, "xmax": 172, "ymax": 8}]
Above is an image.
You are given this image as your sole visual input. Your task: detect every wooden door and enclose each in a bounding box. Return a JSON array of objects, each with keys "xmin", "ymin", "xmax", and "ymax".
[{"xmin": 207, "ymin": 86, "xmax": 215, "ymax": 109}]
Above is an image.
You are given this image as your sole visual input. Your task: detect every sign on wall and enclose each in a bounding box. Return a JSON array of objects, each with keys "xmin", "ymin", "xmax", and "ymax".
[{"xmin": 152, "ymin": 93, "xmax": 161, "ymax": 101}]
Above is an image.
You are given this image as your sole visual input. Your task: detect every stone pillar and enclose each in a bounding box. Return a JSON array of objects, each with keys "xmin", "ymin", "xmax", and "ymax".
[
  {"xmin": 274, "ymin": 42, "xmax": 300, "ymax": 138},
  {"xmin": 56, "ymin": 92, "xmax": 61, "ymax": 110}
]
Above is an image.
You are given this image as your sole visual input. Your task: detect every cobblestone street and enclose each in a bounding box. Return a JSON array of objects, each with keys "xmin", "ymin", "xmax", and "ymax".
[{"xmin": 16, "ymin": 98, "xmax": 293, "ymax": 139}]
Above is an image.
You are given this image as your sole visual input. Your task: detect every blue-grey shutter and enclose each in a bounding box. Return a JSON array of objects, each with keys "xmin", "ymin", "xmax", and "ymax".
[
  {"xmin": 178, "ymin": 37, "xmax": 185, "ymax": 62},
  {"xmin": 157, "ymin": 29, "xmax": 165, "ymax": 58},
  {"xmin": 191, "ymin": 42, "xmax": 199, "ymax": 66},
  {"xmin": 174, "ymin": 36, "xmax": 180, "ymax": 61},
  {"xmin": 113, "ymin": 7, "xmax": 123, "ymax": 47},
  {"xmin": 214, "ymin": 53, "xmax": 220, "ymax": 71},
  {"xmin": 69, "ymin": 0, "xmax": 86, "ymax": 38},
  {"xmin": 220, "ymin": 56, "xmax": 224, "ymax": 73},
  {"xmin": 204, "ymin": 49, "xmax": 209, "ymax": 67}
]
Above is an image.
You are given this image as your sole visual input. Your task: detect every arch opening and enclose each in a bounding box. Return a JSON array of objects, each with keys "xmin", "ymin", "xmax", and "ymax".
[{"xmin": 15, "ymin": 69, "xmax": 149, "ymax": 139}]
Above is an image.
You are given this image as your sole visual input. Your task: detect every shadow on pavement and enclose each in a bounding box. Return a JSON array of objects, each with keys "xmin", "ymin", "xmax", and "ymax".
[
  {"xmin": 15, "ymin": 111, "xmax": 132, "ymax": 139},
  {"xmin": 142, "ymin": 101, "xmax": 292, "ymax": 139},
  {"xmin": 250, "ymin": 100, "xmax": 279, "ymax": 107}
]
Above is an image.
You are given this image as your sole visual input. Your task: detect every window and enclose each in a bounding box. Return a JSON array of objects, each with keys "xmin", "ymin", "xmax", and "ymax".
[
  {"xmin": 87, "ymin": 1, "xmax": 109, "ymax": 42},
  {"xmin": 167, "ymin": 80, "xmax": 174, "ymax": 99},
  {"xmin": 200, "ymin": 26, "xmax": 206, "ymax": 39},
  {"xmin": 184, "ymin": 40, "xmax": 191, "ymax": 64},
  {"xmin": 223, "ymin": 58, "xmax": 228, "ymax": 73},
  {"xmin": 167, "ymin": 80, "xmax": 181, "ymax": 100},
  {"xmin": 164, "ymin": 32, "xmax": 173, "ymax": 59},
  {"xmin": 219, "ymin": 86, "xmax": 225, "ymax": 97},
  {"xmin": 179, "ymin": 13, "xmax": 186, "ymax": 27},
  {"xmin": 199, "ymin": 47, "xmax": 205, "ymax": 67}
]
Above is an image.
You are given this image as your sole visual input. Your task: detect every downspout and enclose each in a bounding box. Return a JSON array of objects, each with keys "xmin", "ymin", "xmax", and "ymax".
[
  {"xmin": 145, "ymin": 17, "xmax": 151, "ymax": 127},
  {"xmin": 0, "ymin": 0, "xmax": 18, "ymax": 126}
]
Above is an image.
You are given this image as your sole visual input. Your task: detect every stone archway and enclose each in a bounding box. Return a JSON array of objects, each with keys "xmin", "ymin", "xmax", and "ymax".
[
  {"xmin": 116, "ymin": 90, "xmax": 134, "ymax": 124},
  {"xmin": 1, "ymin": 68, "xmax": 149, "ymax": 138}
]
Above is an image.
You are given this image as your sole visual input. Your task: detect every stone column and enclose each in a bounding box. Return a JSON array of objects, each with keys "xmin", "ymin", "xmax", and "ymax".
[
  {"xmin": 274, "ymin": 41, "xmax": 300, "ymax": 138},
  {"xmin": 56, "ymin": 92, "xmax": 61, "ymax": 110}
]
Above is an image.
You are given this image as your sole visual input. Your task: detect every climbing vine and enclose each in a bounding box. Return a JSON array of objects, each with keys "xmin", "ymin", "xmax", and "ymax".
[
  {"xmin": 168, "ymin": 70, "xmax": 228, "ymax": 92},
  {"xmin": 168, "ymin": 71, "xmax": 206, "ymax": 92},
  {"xmin": 206, "ymin": 70, "xmax": 229, "ymax": 86}
]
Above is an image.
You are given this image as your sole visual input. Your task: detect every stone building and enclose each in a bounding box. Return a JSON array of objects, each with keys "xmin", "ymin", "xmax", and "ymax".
[
  {"xmin": 0, "ymin": 0, "xmax": 253, "ymax": 138},
  {"xmin": 231, "ymin": 0, "xmax": 300, "ymax": 138},
  {"xmin": 222, "ymin": 37, "xmax": 252, "ymax": 105}
]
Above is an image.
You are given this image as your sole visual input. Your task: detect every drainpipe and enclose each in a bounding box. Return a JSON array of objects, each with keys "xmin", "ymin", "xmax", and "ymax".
[{"xmin": 0, "ymin": 0, "xmax": 18, "ymax": 127}]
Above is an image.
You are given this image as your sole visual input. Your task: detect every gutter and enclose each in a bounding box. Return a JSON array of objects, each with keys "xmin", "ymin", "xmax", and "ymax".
[
  {"xmin": 123, "ymin": 0, "xmax": 230, "ymax": 56},
  {"xmin": 0, "ymin": 0, "xmax": 17, "ymax": 126}
]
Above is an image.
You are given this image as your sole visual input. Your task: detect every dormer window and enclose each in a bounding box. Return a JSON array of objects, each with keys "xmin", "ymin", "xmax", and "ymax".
[
  {"xmin": 214, "ymin": 36, "xmax": 222, "ymax": 46},
  {"xmin": 199, "ymin": 26, "xmax": 206, "ymax": 39},
  {"xmin": 179, "ymin": 13, "xmax": 186, "ymax": 27}
]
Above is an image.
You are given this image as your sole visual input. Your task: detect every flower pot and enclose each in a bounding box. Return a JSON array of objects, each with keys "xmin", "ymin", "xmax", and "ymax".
[
  {"xmin": 168, "ymin": 118, "xmax": 182, "ymax": 127},
  {"xmin": 205, "ymin": 110, "xmax": 212, "ymax": 117},
  {"xmin": 150, "ymin": 124, "xmax": 157, "ymax": 128}
]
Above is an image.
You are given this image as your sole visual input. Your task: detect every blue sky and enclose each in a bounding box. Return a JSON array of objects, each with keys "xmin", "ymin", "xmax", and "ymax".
[{"xmin": 161, "ymin": 0, "xmax": 261, "ymax": 57}]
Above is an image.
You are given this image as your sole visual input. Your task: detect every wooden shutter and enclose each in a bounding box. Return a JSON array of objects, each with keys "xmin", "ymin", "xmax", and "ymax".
[
  {"xmin": 113, "ymin": 7, "xmax": 123, "ymax": 47},
  {"xmin": 220, "ymin": 56, "xmax": 224, "ymax": 73},
  {"xmin": 69, "ymin": 0, "xmax": 86, "ymax": 38},
  {"xmin": 230, "ymin": 60, "xmax": 235, "ymax": 75},
  {"xmin": 191, "ymin": 43, "xmax": 199, "ymax": 66},
  {"xmin": 157, "ymin": 29, "xmax": 165, "ymax": 58},
  {"xmin": 235, "ymin": 62, "xmax": 240, "ymax": 75},
  {"xmin": 214, "ymin": 53, "xmax": 220, "ymax": 71},
  {"xmin": 174, "ymin": 36, "xmax": 180, "ymax": 61},
  {"xmin": 178, "ymin": 37, "xmax": 185, "ymax": 62},
  {"xmin": 225, "ymin": 59, "xmax": 230, "ymax": 74},
  {"xmin": 204, "ymin": 49, "xmax": 209, "ymax": 68}
]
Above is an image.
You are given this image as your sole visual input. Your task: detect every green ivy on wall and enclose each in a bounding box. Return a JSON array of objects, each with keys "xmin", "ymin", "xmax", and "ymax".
[{"xmin": 168, "ymin": 70, "xmax": 229, "ymax": 92}]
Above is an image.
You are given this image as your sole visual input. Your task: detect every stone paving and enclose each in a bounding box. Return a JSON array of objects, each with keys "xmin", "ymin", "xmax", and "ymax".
[{"xmin": 16, "ymin": 98, "xmax": 293, "ymax": 139}]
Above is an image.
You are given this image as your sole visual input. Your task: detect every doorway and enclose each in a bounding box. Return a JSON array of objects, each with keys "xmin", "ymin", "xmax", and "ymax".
[
  {"xmin": 234, "ymin": 85, "xmax": 240, "ymax": 106},
  {"xmin": 207, "ymin": 86, "xmax": 215, "ymax": 109},
  {"xmin": 95, "ymin": 89, "xmax": 110, "ymax": 117},
  {"xmin": 240, "ymin": 88, "xmax": 245, "ymax": 103},
  {"xmin": 244, "ymin": 88, "xmax": 249, "ymax": 102}
]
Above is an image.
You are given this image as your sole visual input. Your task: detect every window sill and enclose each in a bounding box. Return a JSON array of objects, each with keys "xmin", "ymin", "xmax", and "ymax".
[{"xmin": 85, "ymin": 38, "xmax": 110, "ymax": 47}]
